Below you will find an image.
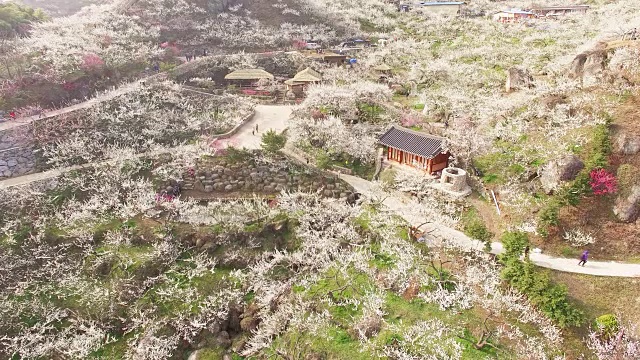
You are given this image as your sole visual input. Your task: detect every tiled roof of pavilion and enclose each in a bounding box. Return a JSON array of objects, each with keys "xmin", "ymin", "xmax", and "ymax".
[{"xmin": 379, "ymin": 125, "xmax": 445, "ymax": 159}]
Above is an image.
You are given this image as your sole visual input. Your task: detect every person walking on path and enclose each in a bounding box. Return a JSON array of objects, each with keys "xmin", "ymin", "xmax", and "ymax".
[
  {"xmin": 578, "ymin": 250, "xmax": 589, "ymax": 267},
  {"xmin": 252, "ymin": 130, "xmax": 255, "ymax": 136},
  {"xmin": 255, "ymin": 124, "xmax": 258, "ymax": 132}
]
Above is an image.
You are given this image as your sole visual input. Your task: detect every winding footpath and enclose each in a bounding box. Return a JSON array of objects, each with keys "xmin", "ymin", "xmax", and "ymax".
[
  {"xmin": 0, "ymin": 105, "xmax": 292, "ymax": 189},
  {"xmin": 339, "ymin": 174, "xmax": 640, "ymax": 278},
  {"xmin": 1, "ymin": 88, "xmax": 639, "ymax": 277},
  {"xmin": 0, "ymin": 78, "xmax": 155, "ymax": 132}
]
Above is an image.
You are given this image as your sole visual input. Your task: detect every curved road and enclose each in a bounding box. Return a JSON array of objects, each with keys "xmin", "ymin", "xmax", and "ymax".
[{"xmin": 339, "ymin": 174, "xmax": 640, "ymax": 278}]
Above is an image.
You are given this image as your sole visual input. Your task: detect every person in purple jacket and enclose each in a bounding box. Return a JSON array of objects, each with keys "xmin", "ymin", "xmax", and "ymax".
[{"xmin": 578, "ymin": 250, "xmax": 589, "ymax": 267}]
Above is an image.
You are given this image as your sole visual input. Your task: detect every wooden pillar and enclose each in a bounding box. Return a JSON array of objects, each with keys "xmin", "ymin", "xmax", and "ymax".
[{"xmin": 427, "ymin": 158, "xmax": 433, "ymax": 174}]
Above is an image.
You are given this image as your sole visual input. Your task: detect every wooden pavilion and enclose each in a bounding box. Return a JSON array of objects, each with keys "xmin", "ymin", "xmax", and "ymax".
[
  {"xmin": 374, "ymin": 64, "xmax": 393, "ymax": 74},
  {"xmin": 374, "ymin": 63, "xmax": 393, "ymax": 82},
  {"xmin": 284, "ymin": 67, "xmax": 323, "ymax": 97},
  {"xmin": 224, "ymin": 68, "xmax": 274, "ymax": 88},
  {"xmin": 379, "ymin": 125, "xmax": 450, "ymax": 175}
]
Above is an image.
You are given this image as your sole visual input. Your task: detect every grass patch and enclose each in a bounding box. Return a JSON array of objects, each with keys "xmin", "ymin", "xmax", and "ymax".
[{"xmin": 460, "ymin": 207, "xmax": 493, "ymax": 248}]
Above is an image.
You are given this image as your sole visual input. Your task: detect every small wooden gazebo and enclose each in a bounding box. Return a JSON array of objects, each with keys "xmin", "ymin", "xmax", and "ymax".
[
  {"xmin": 224, "ymin": 68, "xmax": 274, "ymax": 88},
  {"xmin": 374, "ymin": 64, "xmax": 393, "ymax": 74},
  {"xmin": 285, "ymin": 67, "xmax": 323, "ymax": 96}
]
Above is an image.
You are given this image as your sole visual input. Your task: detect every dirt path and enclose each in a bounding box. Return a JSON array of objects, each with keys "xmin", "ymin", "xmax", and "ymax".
[
  {"xmin": 230, "ymin": 105, "xmax": 292, "ymax": 149},
  {"xmin": 339, "ymin": 173, "xmax": 640, "ymax": 278}
]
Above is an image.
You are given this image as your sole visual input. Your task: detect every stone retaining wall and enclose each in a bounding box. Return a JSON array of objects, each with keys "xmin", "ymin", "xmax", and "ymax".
[
  {"xmin": 0, "ymin": 127, "xmax": 35, "ymax": 178},
  {"xmin": 181, "ymin": 156, "xmax": 354, "ymax": 198}
]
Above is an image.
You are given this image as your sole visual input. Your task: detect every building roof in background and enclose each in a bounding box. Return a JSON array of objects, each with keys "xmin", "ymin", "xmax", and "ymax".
[
  {"xmin": 379, "ymin": 126, "xmax": 445, "ymax": 159},
  {"xmin": 417, "ymin": 1, "xmax": 465, "ymax": 5},
  {"xmin": 496, "ymin": 8, "xmax": 534, "ymax": 15},
  {"xmin": 531, "ymin": 5, "xmax": 590, "ymax": 10},
  {"xmin": 291, "ymin": 67, "xmax": 323, "ymax": 82},
  {"xmin": 224, "ymin": 69, "xmax": 274, "ymax": 80}
]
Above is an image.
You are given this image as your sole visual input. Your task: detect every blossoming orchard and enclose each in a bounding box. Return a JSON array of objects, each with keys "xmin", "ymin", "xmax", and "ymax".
[{"xmin": 1, "ymin": 0, "xmax": 640, "ymax": 359}]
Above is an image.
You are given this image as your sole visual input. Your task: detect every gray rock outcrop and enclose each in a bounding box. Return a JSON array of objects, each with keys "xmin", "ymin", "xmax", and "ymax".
[
  {"xmin": 613, "ymin": 185, "xmax": 640, "ymax": 223},
  {"xmin": 540, "ymin": 155, "xmax": 585, "ymax": 194},
  {"xmin": 505, "ymin": 67, "xmax": 533, "ymax": 92},
  {"xmin": 613, "ymin": 132, "xmax": 640, "ymax": 155},
  {"xmin": 569, "ymin": 49, "xmax": 608, "ymax": 84}
]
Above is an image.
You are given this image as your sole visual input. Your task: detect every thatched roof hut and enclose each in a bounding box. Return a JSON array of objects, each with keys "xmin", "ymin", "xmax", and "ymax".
[
  {"xmin": 374, "ymin": 64, "xmax": 392, "ymax": 72},
  {"xmin": 224, "ymin": 68, "xmax": 274, "ymax": 80},
  {"xmin": 284, "ymin": 67, "xmax": 323, "ymax": 85}
]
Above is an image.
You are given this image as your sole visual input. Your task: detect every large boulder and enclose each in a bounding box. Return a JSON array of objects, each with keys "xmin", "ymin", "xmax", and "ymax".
[
  {"xmin": 568, "ymin": 49, "xmax": 608, "ymax": 84},
  {"xmin": 505, "ymin": 67, "xmax": 533, "ymax": 92},
  {"xmin": 613, "ymin": 185, "xmax": 640, "ymax": 223},
  {"xmin": 540, "ymin": 155, "xmax": 585, "ymax": 194},
  {"xmin": 613, "ymin": 132, "xmax": 640, "ymax": 155}
]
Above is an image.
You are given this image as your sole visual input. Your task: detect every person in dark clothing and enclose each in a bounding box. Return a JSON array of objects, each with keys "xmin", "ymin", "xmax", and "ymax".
[
  {"xmin": 186, "ymin": 53, "xmax": 191, "ymax": 62},
  {"xmin": 153, "ymin": 63, "xmax": 160, "ymax": 72},
  {"xmin": 578, "ymin": 250, "xmax": 589, "ymax": 266},
  {"xmin": 255, "ymin": 124, "xmax": 258, "ymax": 132},
  {"xmin": 524, "ymin": 246, "xmax": 530, "ymax": 259}
]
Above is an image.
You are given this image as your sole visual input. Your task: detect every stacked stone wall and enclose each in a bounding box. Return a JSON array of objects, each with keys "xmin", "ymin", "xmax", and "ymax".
[
  {"xmin": 0, "ymin": 127, "xmax": 35, "ymax": 178},
  {"xmin": 182, "ymin": 157, "xmax": 354, "ymax": 198}
]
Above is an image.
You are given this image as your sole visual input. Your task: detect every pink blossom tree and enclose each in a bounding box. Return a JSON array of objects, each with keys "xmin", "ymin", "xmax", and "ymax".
[{"xmin": 81, "ymin": 53, "xmax": 105, "ymax": 71}]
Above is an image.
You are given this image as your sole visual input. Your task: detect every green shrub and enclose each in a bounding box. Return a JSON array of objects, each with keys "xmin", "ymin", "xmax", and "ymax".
[
  {"xmin": 585, "ymin": 123, "xmax": 612, "ymax": 169},
  {"xmin": 501, "ymin": 259, "xmax": 583, "ymax": 327},
  {"xmin": 260, "ymin": 129, "xmax": 287, "ymax": 154},
  {"xmin": 500, "ymin": 232, "xmax": 584, "ymax": 327},
  {"xmin": 225, "ymin": 147, "xmax": 252, "ymax": 162},
  {"xmin": 159, "ymin": 62, "xmax": 176, "ymax": 72},
  {"xmin": 594, "ymin": 314, "xmax": 619, "ymax": 339},
  {"xmin": 617, "ymin": 164, "xmax": 639, "ymax": 197},
  {"xmin": 461, "ymin": 209, "xmax": 493, "ymax": 250},
  {"xmin": 537, "ymin": 200, "xmax": 561, "ymax": 237},
  {"xmin": 379, "ymin": 168, "xmax": 397, "ymax": 185},
  {"xmin": 500, "ymin": 231, "xmax": 529, "ymax": 260},
  {"xmin": 316, "ymin": 152, "xmax": 331, "ymax": 169},
  {"xmin": 357, "ymin": 102, "xmax": 385, "ymax": 122}
]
